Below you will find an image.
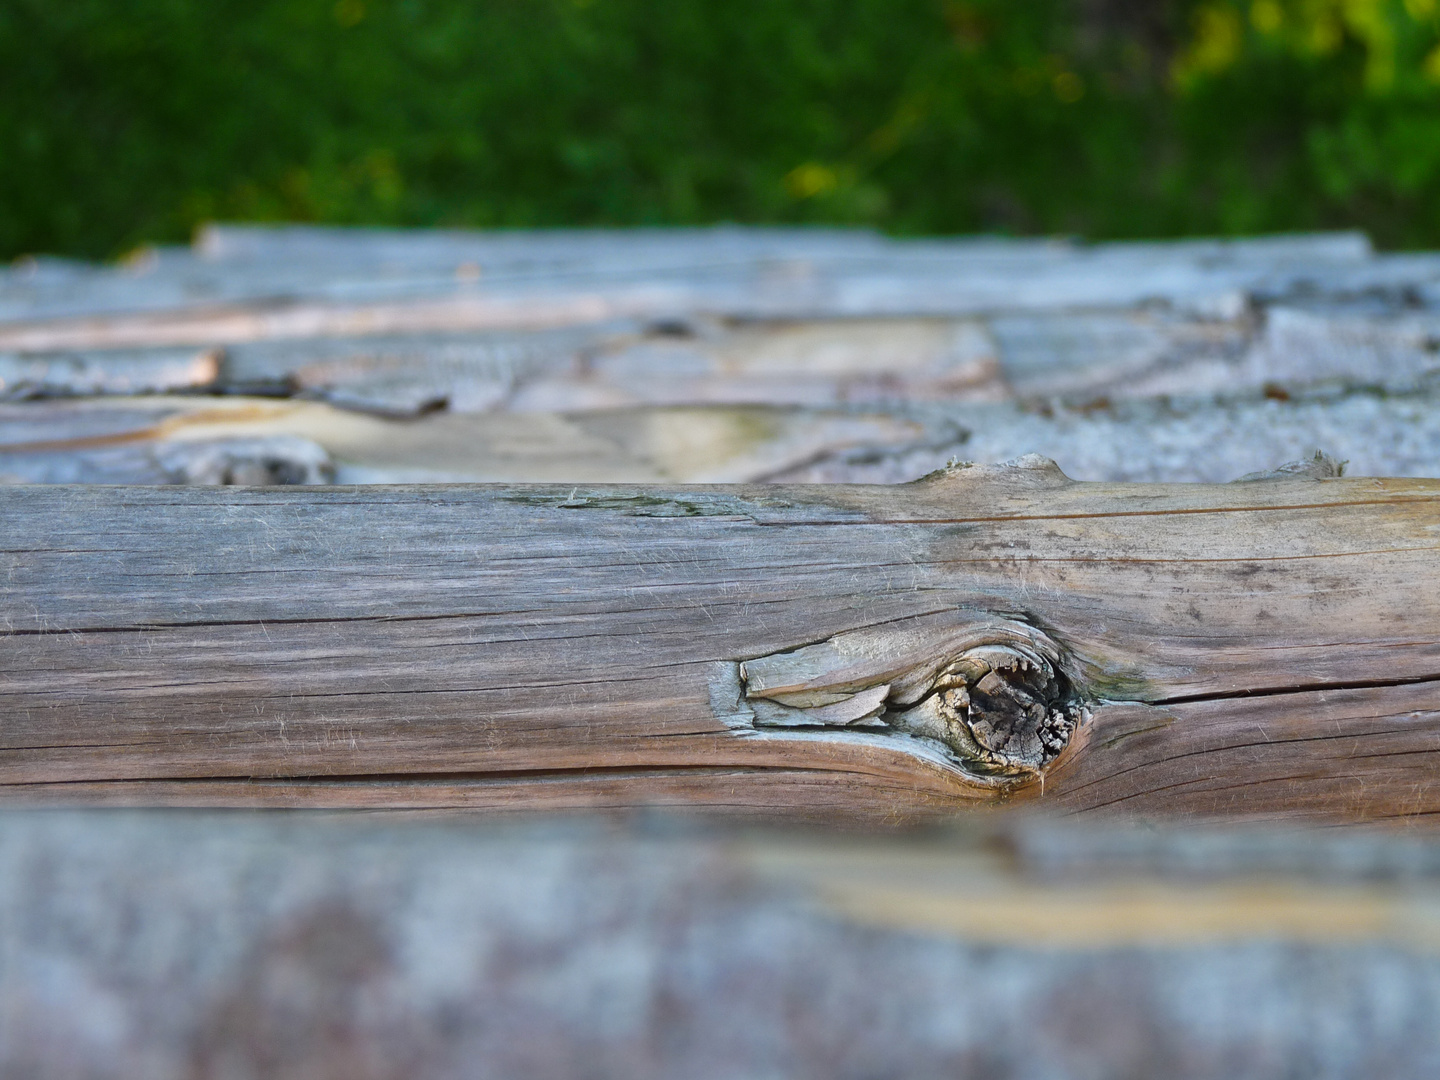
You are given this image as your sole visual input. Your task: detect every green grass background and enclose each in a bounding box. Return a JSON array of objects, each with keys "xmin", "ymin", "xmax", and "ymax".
[{"xmin": 6, "ymin": 0, "xmax": 1440, "ymax": 259}]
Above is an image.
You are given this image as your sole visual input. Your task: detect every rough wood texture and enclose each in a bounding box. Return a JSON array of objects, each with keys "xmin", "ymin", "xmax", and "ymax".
[
  {"xmin": 0, "ymin": 227, "xmax": 1382, "ymax": 334},
  {"xmin": 5, "ymin": 460, "xmax": 1438, "ymax": 824},
  {"xmin": 0, "ymin": 395, "xmax": 955, "ymax": 485},
  {"xmin": 7, "ymin": 811, "xmax": 1440, "ymax": 1080},
  {"xmin": 7, "ymin": 227, "xmax": 1440, "ymax": 487}
]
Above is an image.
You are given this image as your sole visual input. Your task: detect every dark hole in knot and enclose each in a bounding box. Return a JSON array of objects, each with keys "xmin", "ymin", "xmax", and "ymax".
[{"xmin": 890, "ymin": 644, "xmax": 1086, "ymax": 778}]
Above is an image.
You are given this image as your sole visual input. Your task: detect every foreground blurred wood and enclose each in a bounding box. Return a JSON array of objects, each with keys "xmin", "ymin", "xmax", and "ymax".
[
  {"xmin": 4, "ymin": 459, "xmax": 1440, "ymax": 824},
  {"xmin": 10, "ymin": 812, "xmax": 1440, "ymax": 1078}
]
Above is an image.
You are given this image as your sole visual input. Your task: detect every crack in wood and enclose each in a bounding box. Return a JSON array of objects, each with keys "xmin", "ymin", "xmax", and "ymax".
[
  {"xmin": 711, "ymin": 609, "xmax": 1093, "ymax": 786},
  {"xmin": 1151, "ymin": 671, "xmax": 1440, "ymax": 705}
]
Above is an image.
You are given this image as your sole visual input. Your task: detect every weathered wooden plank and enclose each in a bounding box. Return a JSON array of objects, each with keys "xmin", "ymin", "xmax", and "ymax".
[
  {"xmin": 0, "ymin": 346, "xmax": 218, "ymax": 398},
  {"xmin": 4, "ymin": 461, "xmax": 1438, "ymax": 823},
  {"xmin": 6, "ymin": 811, "xmax": 1440, "ymax": 1079},
  {"xmin": 775, "ymin": 384, "xmax": 1440, "ymax": 484},
  {"xmin": 0, "ymin": 396, "xmax": 954, "ymax": 485},
  {"xmin": 5, "ymin": 229, "xmax": 1440, "ymax": 495},
  {"xmin": 7, "ymin": 377, "xmax": 1440, "ymax": 488},
  {"xmin": 0, "ymin": 228, "xmax": 1407, "ymax": 347}
]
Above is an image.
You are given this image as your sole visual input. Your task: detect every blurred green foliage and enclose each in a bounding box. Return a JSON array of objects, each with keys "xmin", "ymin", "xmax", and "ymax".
[{"xmin": 5, "ymin": 0, "xmax": 1440, "ymax": 259}]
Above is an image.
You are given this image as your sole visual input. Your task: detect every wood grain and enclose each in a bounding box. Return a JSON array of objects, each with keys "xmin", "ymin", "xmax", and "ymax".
[{"xmin": 4, "ymin": 459, "xmax": 1438, "ymax": 823}]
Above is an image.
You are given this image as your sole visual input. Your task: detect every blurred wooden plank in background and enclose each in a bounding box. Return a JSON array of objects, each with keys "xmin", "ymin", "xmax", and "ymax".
[{"xmin": 4, "ymin": 227, "xmax": 1440, "ymax": 486}]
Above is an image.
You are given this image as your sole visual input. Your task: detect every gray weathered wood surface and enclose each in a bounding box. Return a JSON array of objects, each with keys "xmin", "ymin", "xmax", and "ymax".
[
  {"xmin": 6, "ymin": 226, "xmax": 1440, "ymax": 486},
  {"xmin": 6, "ymin": 811, "xmax": 1440, "ymax": 1079},
  {"xmin": 5, "ymin": 461, "xmax": 1438, "ymax": 824}
]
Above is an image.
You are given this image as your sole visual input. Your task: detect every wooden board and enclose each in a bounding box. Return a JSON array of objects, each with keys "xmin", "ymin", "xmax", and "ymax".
[
  {"xmin": 0, "ymin": 395, "xmax": 956, "ymax": 485},
  {"xmin": 5, "ymin": 460, "xmax": 1439, "ymax": 825},
  {"xmin": 0, "ymin": 227, "xmax": 1384, "ymax": 332},
  {"xmin": 6, "ymin": 227, "xmax": 1440, "ymax": 491},
  {"xmin": 9, "ymin": 812, "xmax": 1440, "ymax": 1078}
]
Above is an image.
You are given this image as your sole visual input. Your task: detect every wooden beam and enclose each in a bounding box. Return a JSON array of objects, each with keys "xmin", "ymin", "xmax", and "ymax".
[
  {"xmin": 4, "ymin": 458, "xmax": 1440, "ymax": 824},
  {"xmin": 10, "ymin": 811, "xmax": 1440, "ymax": 1076}
]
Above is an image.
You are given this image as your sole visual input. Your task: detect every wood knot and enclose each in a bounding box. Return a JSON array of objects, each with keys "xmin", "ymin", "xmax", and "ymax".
[
  {"xmin": 719, "ymin": 610, "xmax": 1092, "ymax": 786},
  {"xmin": 885, "ymin": 643, "xmax": 1086, "ymax": 779}
]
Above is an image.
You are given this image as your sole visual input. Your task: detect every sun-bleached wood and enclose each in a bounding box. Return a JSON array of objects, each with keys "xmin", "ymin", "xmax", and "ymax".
[
  {"xmin": 8, "ymin": 228, "xmax": 1440, "ymax": 491},
  {"xmin": 4, "ymin": 458, "xmax": 1438, "ymax": 824}
]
